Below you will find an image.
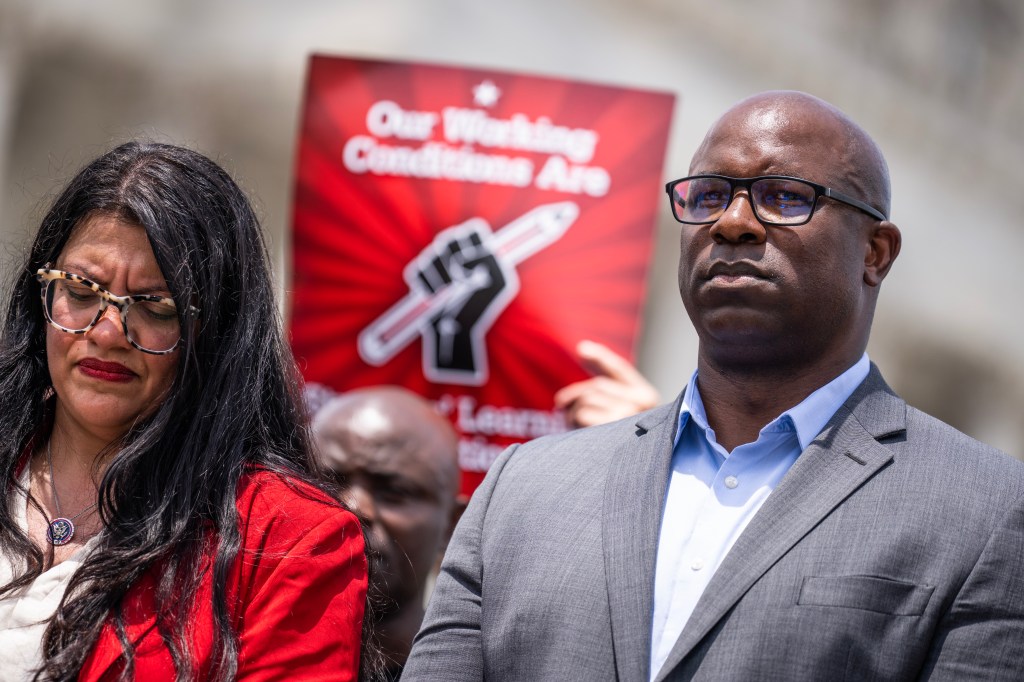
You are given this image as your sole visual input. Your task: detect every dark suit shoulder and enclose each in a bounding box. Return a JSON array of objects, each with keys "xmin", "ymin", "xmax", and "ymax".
[
  {"xmin": 847, "ymin": 366, "xmax": 1024, "ymax": 503},
  {"xmin": 902, "ymin": 405, "xmax": 1023, "ymax": 469},
  {"xmin": 899, "ymin": 404, "xmax": 1024, "ymax": 498}
]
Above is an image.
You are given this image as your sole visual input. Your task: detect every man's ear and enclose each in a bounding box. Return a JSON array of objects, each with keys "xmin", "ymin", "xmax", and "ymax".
[
  {"xmin": 864, "ymin": 221, "xmax": 901, "ymax": 287},
  {"xmin": 446, "ymin": 495, "xmax": 469, "ymax": 543},
  {"xmin": 435, "ymin": 495, "xmax": 469, "ymax": 566}
]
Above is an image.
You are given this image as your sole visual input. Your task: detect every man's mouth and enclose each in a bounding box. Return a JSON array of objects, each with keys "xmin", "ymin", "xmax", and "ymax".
[{"xmin": 705, "ymin": 261, "xmax": 773, "ymax": 282}]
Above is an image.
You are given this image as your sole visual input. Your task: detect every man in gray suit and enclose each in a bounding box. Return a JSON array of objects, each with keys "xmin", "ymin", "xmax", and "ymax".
[{"xmin": 403, "ymin": 91, "xmax": 1024, "ymax": 681}]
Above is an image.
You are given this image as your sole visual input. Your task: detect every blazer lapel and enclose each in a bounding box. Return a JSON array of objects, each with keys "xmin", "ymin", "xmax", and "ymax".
[
  {"xmin": 78, "ymin": 572, "xmax": 161, "ymax": 681},
  {"xmin": 654, "ymin": 366, "xmax": 906, "ymax": 681},
  {"xmin": 603, "ymin": 395, "xmax": 683, "ymax": 682}
]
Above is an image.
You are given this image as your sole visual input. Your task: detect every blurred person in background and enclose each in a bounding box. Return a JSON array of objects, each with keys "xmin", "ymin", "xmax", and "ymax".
[
  {"xmin": 313, "ymin": 386, "xmax": 463, "ymax": 681},
  {"xmin": 0, "ymin": 142, "xmax": 367, "ymax": 681},
  {"xmin": 309, "ymin": 345, "xmax": 652, "ymax": 676}
]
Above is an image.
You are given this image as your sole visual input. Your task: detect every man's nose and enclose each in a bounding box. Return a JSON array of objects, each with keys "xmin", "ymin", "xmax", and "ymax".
[
  {"xmin": 708, "ymin": 192, "xmax": 767, "ymax": 244},
  {"xmin": 344, "ymin": 485, "xmax": 391, "ymax": 552},
  {"xmin": 345, "ymin": 484, "xmax": 378, "ymax": 523}
]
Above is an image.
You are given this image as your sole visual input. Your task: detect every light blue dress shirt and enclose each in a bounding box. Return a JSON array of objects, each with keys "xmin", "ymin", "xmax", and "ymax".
[{"xmin": 649, "ymin": 354, "xmax": 871, "ymax": 679}]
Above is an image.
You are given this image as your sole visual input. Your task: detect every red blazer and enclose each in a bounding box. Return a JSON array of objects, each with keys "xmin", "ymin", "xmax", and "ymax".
[{"xmin": 78, "ymin": 469, "xmax": 367, "ymax": 681}]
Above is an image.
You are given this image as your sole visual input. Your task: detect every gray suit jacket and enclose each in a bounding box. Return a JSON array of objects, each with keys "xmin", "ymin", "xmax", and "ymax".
[{"xmin": 403, "ymin": 366, "xmax": 1024, "ymax": 680}]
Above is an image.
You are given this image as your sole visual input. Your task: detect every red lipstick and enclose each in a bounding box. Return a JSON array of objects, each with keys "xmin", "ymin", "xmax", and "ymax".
[{"xmin": 78, "ymin": 358, "xmax": 136, "ymax": 383}]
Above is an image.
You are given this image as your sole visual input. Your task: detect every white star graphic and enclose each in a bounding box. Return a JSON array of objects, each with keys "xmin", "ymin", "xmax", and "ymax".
[{"xmin": 472, "ymin": 80, "xmax": 501, "ymax": 107}]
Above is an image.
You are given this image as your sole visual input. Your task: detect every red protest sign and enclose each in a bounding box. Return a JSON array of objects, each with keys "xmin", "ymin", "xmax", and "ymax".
[{"xmin": 290, "ymin": 55, "xmax": 675, "ymax": 496}]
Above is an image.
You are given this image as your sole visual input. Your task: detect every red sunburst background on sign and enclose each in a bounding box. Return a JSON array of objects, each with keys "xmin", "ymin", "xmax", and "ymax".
[{"xmin": 290, "ymin": 55, "xmax": 675, "ymax": 495}]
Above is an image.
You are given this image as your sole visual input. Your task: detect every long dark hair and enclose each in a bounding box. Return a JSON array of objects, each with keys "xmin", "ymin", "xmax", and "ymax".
[{"xmin": 0, "ymin": 141, "xmax": 345, "ymax": 680}]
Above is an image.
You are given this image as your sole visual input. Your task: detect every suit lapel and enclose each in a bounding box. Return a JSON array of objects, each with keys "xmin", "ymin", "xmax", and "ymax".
[
  {"xmin": 654, "ymin": 366, "xmax": 906, "ymax": 681},
  {"xmin": 603, "ymin": 395, "xmax": 683, "ymax": 682}
]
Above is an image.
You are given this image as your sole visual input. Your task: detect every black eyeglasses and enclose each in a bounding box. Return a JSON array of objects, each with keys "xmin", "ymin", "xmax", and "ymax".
[{"xmin": 665, "ymin": 174, "xmax": 886, "ymax": 227}]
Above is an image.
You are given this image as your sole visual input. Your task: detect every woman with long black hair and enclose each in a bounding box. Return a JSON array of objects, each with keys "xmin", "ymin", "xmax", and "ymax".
[{"xmin": 0, "ymin": 141, "xmax": 367, "ymax": 680}]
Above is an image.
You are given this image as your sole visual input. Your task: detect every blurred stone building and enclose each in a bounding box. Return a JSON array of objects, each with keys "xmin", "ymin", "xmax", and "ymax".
[{"xmin": 1, "ymin": 0, "xmax": 1021, "ymax": 455}]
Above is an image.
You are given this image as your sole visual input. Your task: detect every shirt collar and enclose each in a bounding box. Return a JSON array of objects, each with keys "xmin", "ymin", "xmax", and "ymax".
[{"xmin": 677, "ymin": 353, "xmax": 871, "ymax": 451}]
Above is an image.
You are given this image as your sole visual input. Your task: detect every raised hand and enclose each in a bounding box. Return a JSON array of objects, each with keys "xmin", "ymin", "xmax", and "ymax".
[{"xmin": 555, "ymin": 340, "xmax": 660, "ymax": 428}]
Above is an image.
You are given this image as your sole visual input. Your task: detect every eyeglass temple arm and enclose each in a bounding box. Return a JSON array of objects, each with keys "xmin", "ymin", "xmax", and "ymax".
[{"xmin": 823, "ymin": 188, "xmax": 887, "ymax": 222}]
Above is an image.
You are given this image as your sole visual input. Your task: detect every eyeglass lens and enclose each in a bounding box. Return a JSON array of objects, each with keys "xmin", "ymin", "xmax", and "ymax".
[
  {"xmin": 44, "ymin": 279, "xmax": 181, "ymax": 352},
  {"xmin": 671, "ymin": 177, "xmax": 818, "ymax": 225}
]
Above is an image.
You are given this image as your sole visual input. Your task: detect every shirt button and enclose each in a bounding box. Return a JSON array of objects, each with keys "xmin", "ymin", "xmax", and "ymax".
[
  {"xmin": 690, "ymin": 559, "xmax": 704, "ymax": 571},
  {"xmin": 724, "ymin": 476, "xmax": 739, "ymax": 489}
]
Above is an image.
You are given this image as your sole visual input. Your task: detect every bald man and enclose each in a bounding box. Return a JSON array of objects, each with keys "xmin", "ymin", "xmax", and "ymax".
[
  {"xmin": 311, "ymin": 387, "xmax": 462, "ymax": 679},
  {"xmin": 404, "ymin": 92, "xmax": 1024, "ymax": 681}
]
